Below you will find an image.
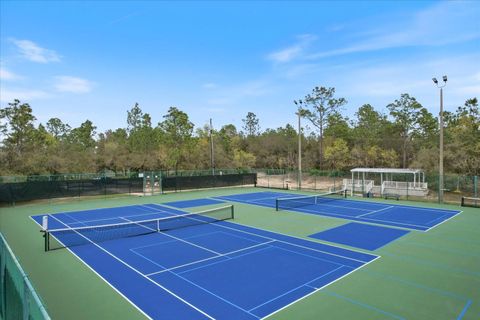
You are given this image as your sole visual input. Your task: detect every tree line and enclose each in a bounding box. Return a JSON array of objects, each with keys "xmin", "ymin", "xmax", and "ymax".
[{"xmin": 0, "ymin": 86, "xmax": 478, "ymax": 176}]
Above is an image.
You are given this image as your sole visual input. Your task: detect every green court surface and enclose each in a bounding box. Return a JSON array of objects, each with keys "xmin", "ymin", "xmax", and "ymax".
[{"xmin": 0, "ymin": 187, "xmax": 478, "ymax": 319}]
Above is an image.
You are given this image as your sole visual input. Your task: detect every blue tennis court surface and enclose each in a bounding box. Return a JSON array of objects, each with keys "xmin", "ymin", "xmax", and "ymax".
[
  {"xmin": 31, "ymin": 204, "xmax": 378, "ymax": 319},
  {"xmin": 309, "ymin": 222, "xmax": 410, "ymax": 251},
  {"xmin": 165, "ymin": 198, "xmax": 225, "ymax": 208},
  {"xmin": 216, "ymin": 191, "xmax": 461, "ymax": 231}
]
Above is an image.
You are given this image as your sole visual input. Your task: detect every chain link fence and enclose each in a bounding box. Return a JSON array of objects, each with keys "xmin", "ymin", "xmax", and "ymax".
[
  {"xmin": 255, "ymin": 169, "xmax": 479, "ymax": 205},
  {"xmin": 1, "ymin": 169, "xmax": 477, "ymax": 205},
  {"xmin": 0, "ymin": 233, "xmax": 50, "ymax": 320},
  {"xmin": 255, "ymin": 169, "xmax": 349, "ymax": 192},
  {"xmin": 0, "ymin": 173, "xmax": 144, "ymax": 205},
  {"xmin": 142, "ymin": 170, "xmax": 256, "ymax": 195}
]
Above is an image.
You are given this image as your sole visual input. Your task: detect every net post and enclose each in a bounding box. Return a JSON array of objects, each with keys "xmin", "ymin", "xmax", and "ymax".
[
  {"xmin": 231, "ymin": 205, "xmax": 234, "ymax": 219},
  {"xmin": 43, "ymin": 232, "xmax": 49, "ymax": 252},
  {"xmin": 461, "ymin": 196, "xmax": 465, "ymax": 207},
  {"xmin": 41, "ymin": 215, "xmax": 49, "ymax": 251},
  {"xmin": 275, "ymin": 199, "xmax": 279, "ymax": 211}
]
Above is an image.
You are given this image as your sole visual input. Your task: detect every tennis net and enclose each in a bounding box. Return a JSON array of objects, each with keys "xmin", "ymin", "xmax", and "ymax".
[
  {"xmin": 276, "ymin": 189, "xmax": 347, "ymax": 211},
  {"xmin": 42, "ymin": 205, "xmax": 234, "ymax": 251}
]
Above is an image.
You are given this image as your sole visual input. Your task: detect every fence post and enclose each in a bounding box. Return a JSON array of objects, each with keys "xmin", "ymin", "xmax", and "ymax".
[
  {"xmin": 104, "ymin": 173, "xmax": 107, "ymax": 199},
  {"xmin": 0, "ymin": 239, "xmax": 5, "ymax": 319},
  {"xmin": 406, "ymin": 173, "xmax": 409, "ymax": 200},
  {"xmin": 474, "ymin": 175, "xmax": 478, "ymax": 198},
  {"xmin": 160, "ymin": 171, "xmax": 164, "ymax": 194}
]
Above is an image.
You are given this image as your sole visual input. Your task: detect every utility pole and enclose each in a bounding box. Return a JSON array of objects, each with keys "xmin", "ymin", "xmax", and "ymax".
[
  {"xmin": 210, "ymin": 118, "xmax": 215, "ymax": 175},
  {"xmin": 432, "ymin": 76, "xmax": 447, "ymax": 203},
  {"xmin": 298, "ymin": 112, "xmax": 302, "ymax": 190}
]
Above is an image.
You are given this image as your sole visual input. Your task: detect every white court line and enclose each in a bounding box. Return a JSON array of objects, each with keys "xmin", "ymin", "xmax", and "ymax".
[
  {"xmin": 271, "ymin": 245, "xmax": 345, "ymax": 267},
  {"xmin": 32, "ymin": 210, "xmax": 380, "ymax": 319},
  {"xmin": 123, "ymin": 226, "xmax": 266, "ymax": 318},
  {"xmin": 130, "ymin": 228, "xmax": 266, "ymax": 252},
  {"xmin": 122, "ymin": 213, "xmax": 383, "ymax": 319},
  {"xmin": 33, "ymin": 204, "xmax": 381, "ymax": 319},
  {"xmin": 385, "ymin": 204, "xmax": 460, "ymax": 213},
  {"xmin": 43, "ymin": 204, "xmax": 177, "ymax": 227},
  {"xmin": 139, "ymin": 204, "xmax": 177, "ymax": 214},
  {"xmin": 321, "ymin": 197, "xmax": 459, "ymax": 213},
  {"xmin": 145, "ymin": 240, "xmax": 276, "ymax": 277},
  {"xmin": 192, "ymin": 217, "xmax": 376, "ymax": 264},
  {"xmin": 262, "ymin": 255, "xmax": 381, "ymax": 319},
  {"xmin": 176, "ymin": 246, "xmax": 274, "ymax": 277},
  {"xmin": 249, "ymin": 265, "xmax": 346, "ymax": 312},
  {"xmin": 120, "ymin": 217, "xmax": 221, "ymax": 255},
  {"xmin": 60, "ymin": 211, "xmax": 168, "ymax": 226},
  {"xmin": 288, "ymin": 206, "xmax": 430, "ymax": 230},
  {"xmin": 29, "ymin": 216, "xmax": 154, "ymax": 320},
  {"xmin": 424, "ymin": 210, "xmax": 463, "ymax": 232},
  {"xmin": 423, "ymin": 214, "xmax": 449, "ymax": 225},
  {"xmin": 243, "ymin": 196, "xmax": 281, "ymax": 203},
  {"xmin": 282, "ymin": 204, "xmax": 462, "ymax": 233},
  {"xmin": 356, "ymin": 206, "xmax": 395, "ymax": 218},
  {"xmin": 130, "ymin": 231, "xmax": 225, "ymax": 251},
  {"xmin": 314, "ymin": 202, "xmax": 373, "ymax": 212},
  {"xmin": 155, "ymin": 259, "xmax": 260, "ymax": 318},
  {"xmin": 46, "ymin": 214, "xmax": 215, "ymax": 320},
  {"xmin": 222, "ymin": 195, "xmax": 409, "ymax": 231},
  {"xmin": 204, "ymin": 200, "xmax": 381, "ymax": 263}
]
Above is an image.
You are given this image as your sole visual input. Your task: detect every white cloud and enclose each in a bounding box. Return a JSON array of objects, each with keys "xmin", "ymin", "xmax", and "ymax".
[
  {"xmin": 54, "ymin": 76, "xmax": 94, "ymax": 93},
  {"xmin": 307, "ymin": 2, "xmax": 480, "ymax": 60},
  {"xmin": 12, "ymin": 39, "xmax": 61, "ymax": 63},
  {"xmin": 0, "ymin": 88, "xmax": 50, "ymax": 103},
  {"xmin": 315, "ymin": 53, "xmax": 480, "ymax": 117},
  {"xmin": 0, "ymin": 68, "xmax": 21, "ymax": 81},
  {"xmin": 268, "ymin": 46, "xmax": 303, "ymax": 63},
  {"xmin": 267, "ymin": 34, "xmax": 316, "ymax": 63}
]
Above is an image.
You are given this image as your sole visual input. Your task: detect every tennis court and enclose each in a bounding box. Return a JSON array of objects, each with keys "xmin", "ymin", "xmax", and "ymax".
[
  {"xmin": 216, "ymin": 191, "xmax": 461, "ymax": 231},
  {"xmin": 1, "ymin": 186, "xmax": 477, "ymax": 319},
  {"xmin": 30, "ymin": 203, "xmax": 378, "ymax": 319}
]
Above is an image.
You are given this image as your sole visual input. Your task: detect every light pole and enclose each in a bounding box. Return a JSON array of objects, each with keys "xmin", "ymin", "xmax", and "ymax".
[
  {"xmin": 294, "ymin": 100, "xmax": 305, "ymax": 190},
  {"xmin": 432, "ymin": 75, "xmax": 447, "ymax": 203},
  {"xmin": 209, "ymin": 118, "xmax": 215, "ymax": 175}
]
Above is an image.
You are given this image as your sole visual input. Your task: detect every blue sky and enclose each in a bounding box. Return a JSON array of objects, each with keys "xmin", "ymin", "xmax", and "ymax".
[{"xmin": 1, "ymin": 1, "xmax": 479, "ymax": 133}]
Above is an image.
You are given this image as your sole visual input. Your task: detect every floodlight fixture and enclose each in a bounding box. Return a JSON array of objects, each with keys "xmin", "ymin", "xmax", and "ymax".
[{"xmin": 432, "ymin": 75, "xmax": 447, "ymax": 203}]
